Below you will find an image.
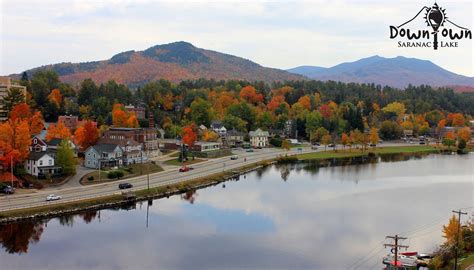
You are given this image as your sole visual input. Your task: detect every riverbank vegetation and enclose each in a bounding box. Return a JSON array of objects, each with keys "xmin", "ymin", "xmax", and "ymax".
[
  {"xmin": 296, "ymin": 145, "xmax": 439, "ymax": 160},
  {"xmin": 429, "ymin": 216, "xmax": 474, "ymax": 270}
]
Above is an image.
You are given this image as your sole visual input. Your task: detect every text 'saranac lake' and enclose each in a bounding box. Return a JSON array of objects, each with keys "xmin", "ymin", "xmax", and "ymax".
[{"xmin": 1, "ymin": 154, "xmax": 473, "ymax": 270}]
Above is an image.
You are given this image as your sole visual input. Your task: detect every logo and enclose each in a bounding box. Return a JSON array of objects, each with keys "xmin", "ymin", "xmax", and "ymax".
[{"xmin": 389, "ymin": 2, "xmax": 471, "ymax": 50}]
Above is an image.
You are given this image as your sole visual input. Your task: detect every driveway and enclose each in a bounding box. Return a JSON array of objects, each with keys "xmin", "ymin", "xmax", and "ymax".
[{"xmin": 52, "ymin": 166, "xmax": 95, "ymax": 189}]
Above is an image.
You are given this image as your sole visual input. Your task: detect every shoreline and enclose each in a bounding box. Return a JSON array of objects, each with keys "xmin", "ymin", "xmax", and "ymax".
[{"xmin": 0, "ymin": 145, "xmax": 464, "ymax": 224}]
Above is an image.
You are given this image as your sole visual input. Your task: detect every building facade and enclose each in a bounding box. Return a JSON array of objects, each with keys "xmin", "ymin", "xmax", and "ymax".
[
  {"xmin": 249, "ymin": 129, "xmax": 270, "ymax": 148},
  {"xmin": 84, "ymin": 144, "xmax": 124, "ymax": 169},
  {"xmin": 25, "ymin": 152, "xmax": 61, "ymax": 177}
]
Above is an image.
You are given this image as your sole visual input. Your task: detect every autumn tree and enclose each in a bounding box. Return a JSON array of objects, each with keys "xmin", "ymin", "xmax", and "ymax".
[
  {"xmin": 341, "ymin": 133, "xmax": 349, "ymax": 151},
  {"xmin": 182, "ymin": 124, "xmax": 197, "ymax": 147},
  {"xmin": 321, "ymin": 134, "xmax": 332, "ymax": 151},
  {"xmin": 447, "ymin": 113, "xmax": 465, "ymax": 127},
  {"xmin": 74, "ymin": 121, "xmax": 99, "ymax": 150},
  {"xmin": 56, "ymin": 140, "xmax": 76, "ymax": 176},
  {"xmin": 239, "ymin": 86, "xmax": 263, "ymax": 105},
  {"xmin": 46, "ymin": 122, "xmax": 71, "ymax": 141},
  {"xmin": 112, "ymin": 103, "xmax": 138, "ymax": 128},
  {"xmin": 47, "ymin": 89, "xmax": 63, "ymax": 108},
  {"xmin": 442, "ymin": 214, "xmax": 462, "ymax": 246},
  {"xmin": 456, "ymin": 127, "xmax": 471, "ymax": 143},
  {"xmin": 0, "ymin": 120, "xmax": 31, "ymax": 170},
  {"xmin": 369, "ymin": 127, "xmax": 379, "ymax": 148},
  {"xmin": 442, "ymin": 131, "xmax": 456, "ymax": 149},
  {"xmin": 297, "ymin": 95, "xmax": 311, "ymax": 110},
  {"xmin": 202, "ymin": 130, "xmax": 219, "ymax": 142},
  {"xmin": 382, "ymin": 102, "xmax": 406, "ymax": 120}
]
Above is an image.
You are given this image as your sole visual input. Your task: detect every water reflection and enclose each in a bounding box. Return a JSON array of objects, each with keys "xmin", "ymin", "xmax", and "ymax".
[
  {"xmin": 0, "ymin": 154, "xmax": 472, "ymax": 270},
  {"xmin": 0, "ymin": 221, "xmax": 44, "ymax": 254}
]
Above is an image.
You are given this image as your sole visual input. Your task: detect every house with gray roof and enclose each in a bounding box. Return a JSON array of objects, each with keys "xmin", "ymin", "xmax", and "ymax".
[
  {"xmin": 84, "ymin": 144, "xmax": 124, "ymax": 169},
  {"xmin": 47, "ymin": 138, "xmax": 78, "ymax": 158},
  {"xmin": 24, "ymin": 152, "xmax": 61, "ymax": 177}
]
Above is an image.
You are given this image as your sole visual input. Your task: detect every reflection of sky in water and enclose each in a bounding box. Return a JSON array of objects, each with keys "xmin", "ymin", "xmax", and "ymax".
[{"xmin": 1, "ymin": 154, "xmax": 473, "ymax": 270}]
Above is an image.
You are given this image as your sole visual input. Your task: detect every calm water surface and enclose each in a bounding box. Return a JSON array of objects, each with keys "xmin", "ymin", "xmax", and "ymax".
[{"xmin": 1, "ymin": 154, "xmax": 473, "ymax": 270}]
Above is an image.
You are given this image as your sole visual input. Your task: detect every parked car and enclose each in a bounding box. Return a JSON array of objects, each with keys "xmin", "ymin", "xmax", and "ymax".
[
  {"xmin": 311, "ymin": 145, "xmax": 318, "ymax": 150},
  {"xmin": 315, "ymin": 142, "xmax": 321, "ymax": 146},
  {"xmin": 246, "ymin": 149, "xmax": 254, "ymax": 153},
  {"xmin": 419, "ymin": 141, "xmax": 426, "ymax": 145},
  {"xmin": 118, "ymin": 183, "xmax": 133, "ymax": 189},
  {"xmin": 0, "ymin": 185, "xmax": 14, "ymax": 194},
  {"xmin": 179, "ymin": 166, "xmax": 193, "ymax": 172},
  {"xmin": 328, "ymin": 144, "xmax": 335, "ymax": 148},
  {"xmin": 370, "ymin": 143, "xmax": 376, "ymax": 147},
  {"xmin": 230, "ymin": 155, "xmax": 239, "ymax": 160},
  {"xmin": 46, "ymin": 194, "xmax": 61, "ymax": 201}
]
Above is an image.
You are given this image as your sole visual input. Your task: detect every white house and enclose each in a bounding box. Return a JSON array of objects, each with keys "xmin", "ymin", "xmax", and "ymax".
[
  {"xmin": 25, "ymin": 152, "xmax": 61, "ymax": 177},
  {"xmin": 211, "ymin": 121, "xmax": 227, "ymax": 136},
  {"xmin": 249, "ymin": 128, "xmax": 270, "ymax": 148}
]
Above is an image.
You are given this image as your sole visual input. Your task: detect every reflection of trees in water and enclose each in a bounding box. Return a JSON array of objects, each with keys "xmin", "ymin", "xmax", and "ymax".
[
  {"xmin": 181, "ymin": 189, "xmax": 198, "ymax": 204},
  {"xmin": 0, "ymin": 221, "xmax": 44, "ymax": 254},
  {"xmin": 255, "ymin": 165, "xmax": 272, "ymax": 180},
  {"xmin": 58, "ymin": 215, "xmax": 74, "ymax": 227},
  {"xmin": 79, "ymin": 211, "xmax": 98, "ymax": 224},
  {"xmin": 280, "ymin": 167, "xmax": 290, "ymax": 181}
]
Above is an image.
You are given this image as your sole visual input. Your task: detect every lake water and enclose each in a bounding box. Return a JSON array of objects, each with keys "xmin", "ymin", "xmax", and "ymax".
[{"xmin": 1, "ymin": 153, "xmax": 473, "ymax": 270}]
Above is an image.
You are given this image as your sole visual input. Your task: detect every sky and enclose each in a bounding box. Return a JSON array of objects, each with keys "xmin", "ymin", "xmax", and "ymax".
[{"xmin": 0, "ymin": 0, "xmax": 473, "ymax": 76}]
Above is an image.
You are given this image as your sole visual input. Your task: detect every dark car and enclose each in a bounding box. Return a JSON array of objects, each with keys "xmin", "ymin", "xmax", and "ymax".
[
  {"xmin": 119, "ymin": 183, "xmax": 133, "ymax": 189},
  {"xmin": 0, "ymin": 185, "xmax": 14, "ymax": 194}
]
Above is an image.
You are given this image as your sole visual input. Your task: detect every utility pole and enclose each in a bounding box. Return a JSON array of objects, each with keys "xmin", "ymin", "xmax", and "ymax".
[
  {"xmin": 384, "ymin": 235, "xmax": 409, "ymax": 269},
  {"xmin": 10, "ymin": 155, "xmax": 14, "ymax": 187},
  {"xmin": 98, "ymin": 160, "xmax": 101, "ymax": 182},
  {"xmin": 452, "ymin": 209, "xmax": 467, "ymax": 270}
]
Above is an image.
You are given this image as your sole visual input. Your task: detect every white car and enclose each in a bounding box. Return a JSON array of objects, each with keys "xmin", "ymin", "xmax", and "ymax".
[{"xmin": 46, "ymin": 194, "xmax": 62, "ymax": 201}]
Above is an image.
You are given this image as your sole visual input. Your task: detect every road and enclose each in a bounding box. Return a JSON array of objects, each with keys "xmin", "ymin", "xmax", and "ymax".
[{"xmin": 0, "ymin": 143, "xmax": 411, "ymax": 213}]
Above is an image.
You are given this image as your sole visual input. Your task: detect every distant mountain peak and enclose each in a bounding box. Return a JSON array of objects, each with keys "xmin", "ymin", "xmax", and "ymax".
[
  {"xmin": 287, "ymin": 55, "xmax": 474, "ymax": 89},
  {"xmin": 17, "ymin": 41, "xmax": 303, "ymax": 86}
]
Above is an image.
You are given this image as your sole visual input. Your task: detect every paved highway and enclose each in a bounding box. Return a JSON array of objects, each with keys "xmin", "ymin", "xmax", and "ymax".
[{"xmin": 0, "ymin": 143, "xmax": 411, "ymax": 212}]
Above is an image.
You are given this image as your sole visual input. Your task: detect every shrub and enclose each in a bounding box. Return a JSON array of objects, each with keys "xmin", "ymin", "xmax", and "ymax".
[
  {"xmin": 108, "ymin": 170, "xmax": 124, "ymax": 179},
  {"xmin": 87, "ymin": 176, "xmax": 94, "ymax": 181}
]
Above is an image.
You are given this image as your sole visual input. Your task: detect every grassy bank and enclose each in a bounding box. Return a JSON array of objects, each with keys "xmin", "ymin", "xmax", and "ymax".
[
  {"xmin": 163, "ymin": 158, "xmax": 205, "ymax": 166},
  {"xmin": 0, "ymin": 194, "xmax": 123, "ymax": 219},
  {"xmin": 296, "ymin": 145, "xmax": 439, "ymax": 160},
  {"xmin": 81, "ymin": 163, "xmax": 163, "ymax": 185},
  {"xmin": 460, "ymin": 253, "xmax": 474, "ymax": 270}
]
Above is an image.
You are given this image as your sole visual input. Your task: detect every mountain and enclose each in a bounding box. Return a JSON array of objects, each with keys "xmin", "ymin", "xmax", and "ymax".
[
  {"xmin": 18, "ymin": 41, "xmax": 303, "ymax": 86},
  {"xmin": 287, "ymin": 55, "xmax": 474, "ymax": 89}
]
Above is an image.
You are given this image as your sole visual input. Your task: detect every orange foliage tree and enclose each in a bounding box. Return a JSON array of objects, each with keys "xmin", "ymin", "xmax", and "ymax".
[
  {"xmin": 112, "ymin": 103, "xmax": 139, "ymax": 128},
  {"xmin": 9, "ymin": 103, "xmax": 44, "ymax": 135},
  {"xmin": 182, "ymin": 123, "xmax": 197, "ymax": 147},
  {"xmin": 267, "ymin": 95, "xmax": 287, "ymax": 111},
  {"xmin": 447, "ymin": 113, "xmax": 466, "ymax": 127},
  {"xmin": 239, "ymin": 86, "xmax": 263, "ymax": 105},
  {"xmin": 47, "ymin": 89, "xmax": 63, "ymax": 108},
  {"xmin": 457, "ymin": 127, "xmax": 471, "ymax": 142},
  {"xmin": 74, "ymin": 121, "xmax": 99, "ymax": 150},
  {"xmin": 297, "ymin": 95, "xmax": 311, "ymax": 110},
  {"xmin": 0, "ymin": 120, "xmax": 31, "ymax": 169},
  {"xmin": 46, "ymin": 122, "xmax": 71, "ymax": 141}
]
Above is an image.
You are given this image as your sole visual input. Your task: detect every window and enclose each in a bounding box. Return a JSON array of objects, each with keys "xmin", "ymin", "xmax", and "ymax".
[
  {"xmin": 49, "ymin": 160, "xmax": 52, "ymax": 165},
  {"xmin": 39, "ymin": 160, "xmax": 43, "ymax": 166}
]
